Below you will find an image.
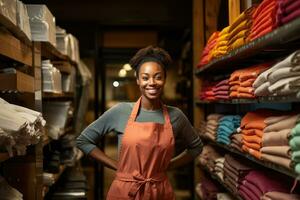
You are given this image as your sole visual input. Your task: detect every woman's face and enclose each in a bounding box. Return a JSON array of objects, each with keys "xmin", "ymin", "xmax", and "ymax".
[{"xmin": 136, "ymin": 61, "xmax": 166, "ymax": 100}]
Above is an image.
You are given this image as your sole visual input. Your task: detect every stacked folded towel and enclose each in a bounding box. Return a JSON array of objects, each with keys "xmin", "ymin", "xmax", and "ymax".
[
  {"xmin": 195, "ymin": 177, "xmax": 220, "ymax": 200},
  {"xmin": 261, "ymin": 114, "xmax": 299, "ymax": 169},
  {"xmin": 249, "ymin": 0, "xmax": 278, "ymax": 40},
  {"xmin": 289, "ymin": 123, "xmax": 300, "ymax": 174},
  {"xmin": 0, "ymin": 98, "xmax": 46, "ymax": 157},
  {"xmin": 239, "ymin": 109, "xmax": 276, "ymax": 159},
  {"xmin": 276, "ymin": 0, "xmax": 300, "ymax": 26},
  {"xmin": 212, "ymin": 79, "xmax": 230, "ymax": 100},
  {"xmin": 254, "ymin": 50, "xmax": 300, "ymax": 97},
  {"xmin": 216, "ymin": 115, "xmax": 241, "ymax": 145},
  {"xmin": 203, "ymin": 114, "xmax": 224, "ymax": 141},
  {"xmin": 229, "ymin": 64, "xmax": 270, "ymax": 99},
  {"xmin": 239, "ymin": 170, "xmax": 290, "ymax": 200},
  {"xmin": 230, "ymin": 133, "xmax": 243, "ymax": 151},
  {"xmin": 214, "ymin": 157, "xmax": 225, "ymax": 181},
  {"xmin": 211, "ymin": 27, "xmax": 230, "ymax": 59},
  {"xmin": 228, "ymin": 6, "xmax": 256, "ymax": 51},
  {"xmin": 223, "ymin": 154, "xmax": 252, "ymax": 193},
  {"xmin": 197, "ymin": 32, "xmax": 219, "ymax": 68}
]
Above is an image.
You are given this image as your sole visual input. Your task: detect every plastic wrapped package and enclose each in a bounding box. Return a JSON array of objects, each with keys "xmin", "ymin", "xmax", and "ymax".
[
  {"xmin": 62, "ymin": 67, "xmax": 75, "ymax": 92},
  {"xmin": 68, "ymin": 34, "xmax": 80, "ymax": 63},
  {"xmin": 42, "ymin": 60, "xmax": 62, "ymax": 93},
  {"xmin": 26, "ymin": 4, "xmax": 56, "ymax": 47},
  {"xmin": 56, "ymin": 26, "xmax": 72, "ymax": 56},
  {"xmin": 0, "ymin": 0, "xmax": 17, "ymax": 26},
  {"xmin": 16, "ymin": 0, "xmax": 31, "ymax": 41},
  {"xmin": 43, "ymin": 101, "xmax": 73, "ymax": 140}
]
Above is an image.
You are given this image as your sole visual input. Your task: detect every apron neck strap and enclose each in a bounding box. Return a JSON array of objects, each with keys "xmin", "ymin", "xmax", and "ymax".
[{"xmin": 129, "ymin": 97, "xmax": 171, "ymax": 124}]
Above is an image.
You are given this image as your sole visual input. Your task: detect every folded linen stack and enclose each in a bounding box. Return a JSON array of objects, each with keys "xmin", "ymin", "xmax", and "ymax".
[
  {"xmin": 0, "ymin": 98, "xmax": 46, "ymax": 157},
  {"xmin": 261, "ymin": 114, "xmax": 299, "ymax": 169},
  {"xmin": 223, "ymin": 154, "xmax": 252, "ymax": 194},
  {"xmin": 197, "ymin": 32, "xmax": 219, "ymax": 68},
  {"xmin": 253, "ymin": 50, "xmax": 300, "ymax": 97},
  {"xmin": 216, "ymin": 115, "xmax": 241, "ymax": 145},
  {"xmin": 214, "ymin": 157, "xmax": 225, "ymax": 181},
  {"xmin": 211, "ymin": 27, "xmax": 230, "ymax": 59},
  {"xmin": 195, "ymin": 177, "xmax": 220, "ymax": 200},
  {"xmin": 212, "ymin": 79, "xmax": 230, "ymax": 100},
  {"xmin": 238, "ymin": 170, "xmax": 290, "ymax": 200},
  {"xmin": 230, "ymin": 133, "xmax": 243, "ymax": 151},
  {"xmin": 228, "ymin": 6, "xmax": 256, "ymax": 51},
  {"xmin": 229, "ymin": 64, "xmax": 270, "ymax": 99},
  {"xmin": 249, "ymin": 0, "xmax": 279, "ymax": 40},
  {"xmin": 289, "ymin": 123, "xmax": 300, "ymax": 174},
  {"xmin": 204, "ymin": 114, "xmax": 223, "ymax": 141},
  {"xmin": 239, "ymin": 109, "xmax": 276, "ymax": 159},
  {"xmin": 276, "ymin": 0, "xmax": 300, "ymax": 26}
]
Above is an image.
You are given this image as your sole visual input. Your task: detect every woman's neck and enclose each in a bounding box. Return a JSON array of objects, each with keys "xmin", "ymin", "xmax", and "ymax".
[{"xmin": 141, "ymin": 96, "xmax": 161, "ymax": 110}]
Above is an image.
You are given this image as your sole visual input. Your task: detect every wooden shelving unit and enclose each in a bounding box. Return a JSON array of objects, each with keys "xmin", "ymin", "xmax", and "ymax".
[{"xmin": 192, "ymin": 0, "xmax": 300, "ymax": 199}]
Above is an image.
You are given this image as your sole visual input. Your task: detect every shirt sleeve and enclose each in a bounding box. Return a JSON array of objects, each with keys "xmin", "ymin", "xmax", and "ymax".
[
  {"xmin": 175, "ymin": 109, "xmax": 203, "ymax": 158},
  {"xmin": 76, "ymin": 103, "xmax": 121, "ymax": 155}
]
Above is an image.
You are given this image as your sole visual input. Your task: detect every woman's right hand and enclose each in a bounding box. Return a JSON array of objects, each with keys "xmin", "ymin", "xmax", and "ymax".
[{"xmin": 89, "ymin": 147, "xmax": 118, "ymax": 170}]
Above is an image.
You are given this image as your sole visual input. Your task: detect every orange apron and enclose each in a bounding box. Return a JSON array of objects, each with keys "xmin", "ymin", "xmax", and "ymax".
[{"xmin": 106, "ymin": 97, "xmax": 175, "ymax": 200}]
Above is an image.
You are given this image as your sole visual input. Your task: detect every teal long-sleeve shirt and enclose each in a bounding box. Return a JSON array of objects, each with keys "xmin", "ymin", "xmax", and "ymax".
[{"xmin": 76, "ymin": 102, "xmax": 203, "ymax": 158}]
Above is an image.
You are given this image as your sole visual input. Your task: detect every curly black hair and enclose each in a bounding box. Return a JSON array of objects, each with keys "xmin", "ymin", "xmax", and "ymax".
[{"xmin": 129, "ymin": 46, "xmax": 172, "ymax": 78}]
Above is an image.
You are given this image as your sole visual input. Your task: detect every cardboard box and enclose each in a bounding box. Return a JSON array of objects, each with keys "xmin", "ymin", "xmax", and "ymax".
[{"xmin": 0, "ymin": 69, "xmax": 34, "ymax": 92}]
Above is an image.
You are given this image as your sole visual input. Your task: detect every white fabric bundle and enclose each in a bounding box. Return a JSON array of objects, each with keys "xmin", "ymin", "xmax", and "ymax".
[{"xmin": 0, "ymin": 98, "xmax": 46, "ymax": 157}]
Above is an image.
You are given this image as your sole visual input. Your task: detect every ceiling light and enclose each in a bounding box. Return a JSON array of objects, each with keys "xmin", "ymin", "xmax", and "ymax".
[
  {"xmin": 118, "ymin": 69, "xmax": 127, "ymax": 77},
  {"xmin": 113, "ymin": 81, "xmax": 119, "ymax": 87},
  {"xmin": 123, "ymin": 64, "xmax": 132, "ymax": 71}
]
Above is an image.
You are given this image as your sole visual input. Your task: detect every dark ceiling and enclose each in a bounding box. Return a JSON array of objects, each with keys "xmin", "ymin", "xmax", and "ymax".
[{"xmin": 22, "ymin": 0, "xmax": 193, "ymax": 58}]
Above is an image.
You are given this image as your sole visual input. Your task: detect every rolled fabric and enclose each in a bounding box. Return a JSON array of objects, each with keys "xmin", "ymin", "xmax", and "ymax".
[
  {"xmin": 262, "ymin": 129, "xmax": 291, "ymax": 146},
  {"xmin": 261, "ymin": 153, "xmax": 293, "ymax": 169},
  {"xmin": 223, "ymin": 166, "xmax": 240, "ymax": 184},
  {"xmin": 260, "ymin": 146, "xmax": 291, "ymax": 158},
  {"xmin": 213, "ymin": 85, "xmax": 230, "ymax": 92},
  {"xmin": 237, "ymin": 87, "xmax": 254, "ymax": 94},
  {"xmin": 262, "ymin": 191, "xmax": 300, "ymax": 200},
  {"xmin": 207, "ymin": 120, "xmax": 219, "ymax": 126},
  {"xmin": 237, "ymin": 92, "xmax": 255, "ymax": 99},
  {"xmin": 239, "ymin": 189, "xmax": 253, "ymax": 200},
  {"xmin": 254, "ymin": 81, "xmax": 271, "ymax": 96},
  {"xmin": 224, "ymin": 154, "xmax": 252, "ymax": 173},
  {"xmin": 207, "ymin": 114, "xmax": 224, "ymax": 121}
]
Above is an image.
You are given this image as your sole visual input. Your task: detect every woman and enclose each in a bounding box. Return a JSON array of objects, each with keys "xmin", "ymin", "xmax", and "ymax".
[{"xmin": 76, "ymin": 46, "xmax": 203, "ymax": 199}]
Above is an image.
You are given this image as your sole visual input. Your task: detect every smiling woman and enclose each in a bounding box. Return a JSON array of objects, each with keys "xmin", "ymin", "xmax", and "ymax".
[{"xmin": 76, "ymin": 46, "xmax": 203, "ymax": 200}]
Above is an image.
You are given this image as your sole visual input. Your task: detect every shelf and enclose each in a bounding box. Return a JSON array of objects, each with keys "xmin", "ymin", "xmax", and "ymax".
[
  {"xmin": 41, "ymin": 42, "xmax": 77, "ymax": 67},
  {"xmin": 0, "ymin": 28, "xmax": 32, "ymax": 66},
  {"xmin": 200, "ymin": 136, "xmax": 300, "ymax": 180},
  {"xmin": 198, "ymin": 164, "xmax": 243, "ymax": 200},
  {"xmin": 42, "ymin": 92, "xmax": 74, "ymax": 100},
  {"xmin": 196, "ymin": 95, "xmax": 300, "ymax": 105},
  {"xmin": 0, "ymin": 12, "xmax": 31, "ymax": 46},
  {"xmin": 195, "ymin": 17, "xmax": 300, "ymax": 75}
]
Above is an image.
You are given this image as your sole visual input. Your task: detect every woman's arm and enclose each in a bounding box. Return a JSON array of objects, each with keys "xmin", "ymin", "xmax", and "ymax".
[
  {"xmin": 168, "ymin": 150, "xmax": 194, "ymax": 170},
  {"xmin": 89, "ymin": 147, "xmax": 118, "ymax": 170}
]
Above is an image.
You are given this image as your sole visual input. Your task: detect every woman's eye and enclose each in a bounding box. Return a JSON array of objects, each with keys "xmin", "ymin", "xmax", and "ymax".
[
  {"xmin": 156, "ymin": 76, "xmax": 162, "ymax": 80},
  {"xmin": 142, "ymin": 77, "xmax": 148, "ymax": 81}
]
